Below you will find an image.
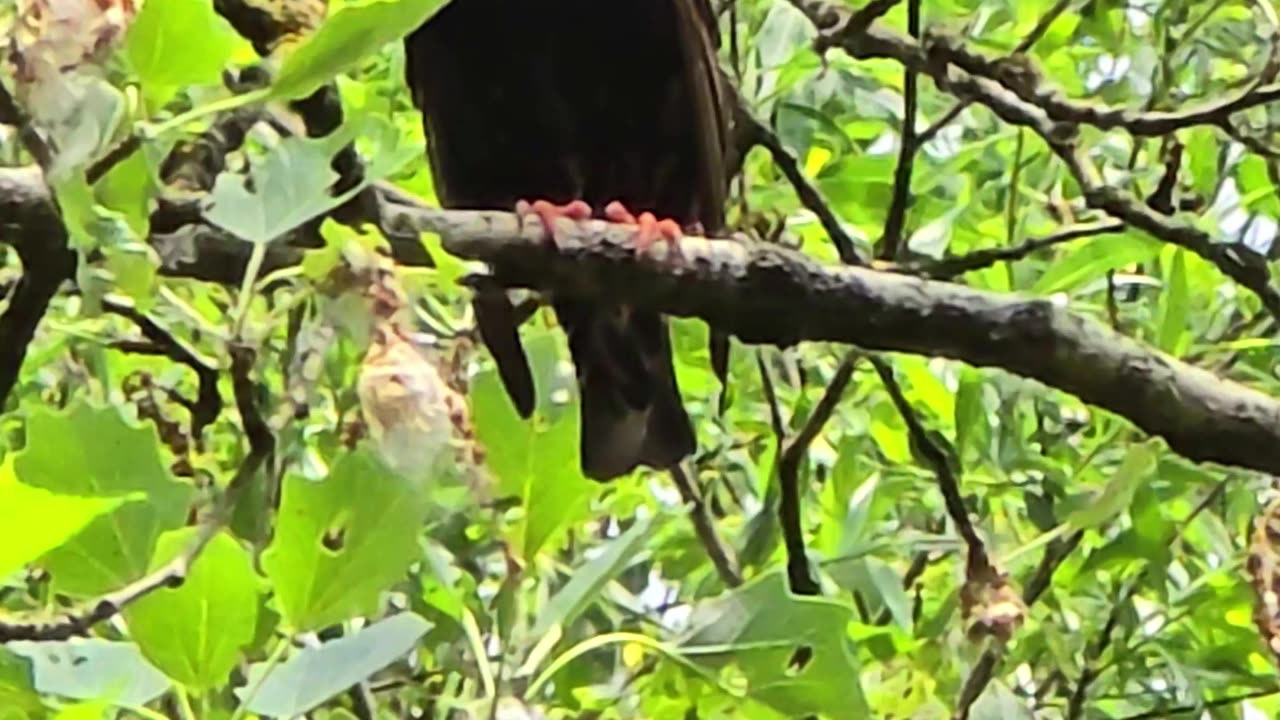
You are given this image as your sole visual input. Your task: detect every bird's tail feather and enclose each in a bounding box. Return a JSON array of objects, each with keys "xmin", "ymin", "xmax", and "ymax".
[{"xmin": 556, "ymin": 299, "xmax": 695, "ymax": 481}]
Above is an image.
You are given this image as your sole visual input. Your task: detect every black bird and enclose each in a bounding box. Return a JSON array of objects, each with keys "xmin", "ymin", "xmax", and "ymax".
[{"xmin": 405, "ymin": 0, "xmax": 729, "ymax": 481}]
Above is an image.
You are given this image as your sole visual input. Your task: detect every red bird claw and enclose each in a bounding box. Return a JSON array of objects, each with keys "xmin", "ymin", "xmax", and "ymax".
[
  {"xmin": 515, "ymin": 199, "xmax": 593, "ymax": 246},
  {"xmin": 603, "ymin": 201, "xmax": 684, "ymax": 260}
]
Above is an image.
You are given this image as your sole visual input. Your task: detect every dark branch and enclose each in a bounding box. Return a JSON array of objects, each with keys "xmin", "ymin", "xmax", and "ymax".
[
  {"xmin": 669, "ymin": 464, "xmax": 743, "ymax": 588},
  {"xmin": 435, "ymin": 209, "xmax": 1280, "ymax": 478},
  {"xmin": 785, "ymin": 0, "xmax": 1280, "ymax": 324},
  {"xmin": 736, "ymin": 103, "xmax": 867, "ymax": 265},
  {"xmin": 0, "ymin": 167, "xmax": 75, "ymax": 409},
  {"xmin": 777, "ymin": 351, "xmax": 859, "ymax": 595},
  {"xmin": 103, "ymin": 300, "xmax": 223, "ymax": 443}
]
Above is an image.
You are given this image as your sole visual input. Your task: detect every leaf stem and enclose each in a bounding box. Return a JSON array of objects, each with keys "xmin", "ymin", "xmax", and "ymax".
[
  {"xmin": 230, "ymin": 635, "xmax": 291, "ymax": 720},
  {"xmin": 174, "ymin": 686, "xmax": 197, "ymax": 720},
  {"xmin": 230, "ymin": 242, "xmax": 269, "ymax": 340},
  {"xmin": 141, "ymin": 89, "xmax": 270, "ymax": 140}
]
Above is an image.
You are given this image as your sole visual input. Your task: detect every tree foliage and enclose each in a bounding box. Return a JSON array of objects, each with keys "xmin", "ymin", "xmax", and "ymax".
[{"xmin": 1, "ymin": 0, "xmax": 1280, "ymax": 718}]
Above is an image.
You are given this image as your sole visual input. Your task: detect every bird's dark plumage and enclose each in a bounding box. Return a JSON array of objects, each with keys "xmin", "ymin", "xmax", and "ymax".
[{"xmin": 405, "ymin": 0, "xmax": 728, "ymax": 481}]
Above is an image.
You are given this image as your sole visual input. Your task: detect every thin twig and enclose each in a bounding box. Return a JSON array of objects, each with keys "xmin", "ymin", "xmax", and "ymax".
[
  {"xmin": 917, "ymin": 0, "xmax": 1076, "ymax": 145},
  {"xmin": 0, "ymin": 341, "xmax": 273, "ymax": 642},
  {"xmin": 872, "ymin": 357, "xmax": 987, "ymax": 569},
  {"xmin": 902, "ymin": 221, "xmax": 1124, "ymax": 279},
  {"xmin": 1115, "ymin": 688, "xmax": 1280, "ymax": 720},
  {"xmin": 878, "ymin": 0, "xmax": 921, "ymax": 260},
  {"xmin": 736, "ymin": 103, "xmax": 867, "ymax": 265},
  {"xmin": 777, "ymin": 351, "xmax": 861, "ymax": 594},
  {"xmin": 104, "ymin": 300, "xmax": 223, "ymax": 442},
  {"xmin": 669, "ymin": 464, "xmax": 743, "ymax": 588}
]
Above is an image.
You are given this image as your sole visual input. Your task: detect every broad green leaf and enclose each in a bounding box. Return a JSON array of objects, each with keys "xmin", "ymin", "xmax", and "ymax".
[
  {"xmin": 834, "ymin": 470, "xmax": 881, "ymax": 557},
  {"xmin": 0, "ymin": 459, "xmax": 135, "ymax": 582},
  {"xmin": 270, "ymin": 0, "xmax": 453, "ymax": 101},
  {"xmin": 37, "ymin": 76, "xmax": 127, "ymax": 182},
  {"xmin": 103, "ymin": 244, "xmax": 159, "ymax": 312},
  {"xmin": 953, "ymin": 368, "xmax": 989, "ymax": 461},
  {"xmin": 470, "ymin": 327, "xmax": 599, "ymax": 562},
  {"xmin": 240, "ymin": 613, "xmax": 431, "ymax": 716},
  {"xmin": 678, "ymin": 572, "xmax": 868, "ymax": 718},
  {"xmin": 6, "ymin": 639, "xmax": 169, "ymax": 708},
  {"xmin": 261, "ymin": 448, "xmax": 428, "ymax": 631},
  {"xmin": 50, "ymin": 175, "xmax": 98, "ymax": 254},
  {"xmin": 13, "ymin": 402, "xmax": 192, "ymax": 597},
  {"xmin": 754, "ymin": 2, "xmax": 817, "ymax": 70},
  {"xmin": 124, "ymin": 0, "xmax": 241, "ymax": 106},
  {"xmin": 124, "ymin": 529, "xmax": 260, "ymax": 691},
  {"xmin": 1066, "ymin": 441, "xmax": 1158, "ymax": 531},
  {"xmin": 203, "ymin": 136, "xmax": 342, "ymax": 244}
]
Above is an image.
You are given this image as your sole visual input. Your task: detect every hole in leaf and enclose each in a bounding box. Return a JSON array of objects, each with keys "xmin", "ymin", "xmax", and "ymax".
[
  {"xmin": 786, "ymin": 644, "xmax": 813, "ymax": 675},
  {"xmin": 322, "ymin": 525, "xmax": 347, "ymax": 552}
]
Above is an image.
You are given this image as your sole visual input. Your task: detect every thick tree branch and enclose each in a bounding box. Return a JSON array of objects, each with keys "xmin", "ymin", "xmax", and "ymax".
[
  {"xmin": 0, "ymin": 167, "xmax": 74, "ymax": 409},
  {"xmin": 429, "ymin": 207, "xmax": 1280, "ymax": 477},
  {"xmin": 3, "ymin": 165, "xmax": 1280, "ymax": 477}
]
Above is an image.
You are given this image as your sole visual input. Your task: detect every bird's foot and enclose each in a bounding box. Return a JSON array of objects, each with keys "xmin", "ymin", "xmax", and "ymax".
[
  {"xmin": 515, "ymin": 199, "xmax": 593, "ymax": 248},
  {"xmin": 604, "ymin": 201, "xmax": 684, "ymax": 259}
]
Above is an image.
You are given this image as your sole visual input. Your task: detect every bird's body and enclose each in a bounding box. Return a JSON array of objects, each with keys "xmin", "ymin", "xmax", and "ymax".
[{"xmin": 405, "ymin": 0, "xmax": 728, "ymax": 480}]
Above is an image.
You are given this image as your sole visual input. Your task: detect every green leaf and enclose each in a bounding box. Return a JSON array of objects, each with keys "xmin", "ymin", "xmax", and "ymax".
[
  {"xmin": 1031, "ymin": 233, "xmax": 1160, "ymax": 295},
  {"xmin": 103, "ymin": 244, "xmax": 160, "ymax": 311},
  {"xmin": 953, "ymin": 368, "xmax": 989, "ymax": 460},
  {"xmin": 677, "ymin": 572, "xmax": 868, "ymax": 718},
  {"xmin": 50, "ymin": 175, "xmax": 99, "ymax": 254},
  {"xmin": 470, "ymin": 327, "xmax": 599, "ymax": 562},
  {"xmin": 1236, "ymin": 155, "xmax": 1280, "ymax": 217},
  {"xmin": 6, "ymin": 639, "xmax": 170, "ymax": 708},
  {"xmin": 240, "ymin": 613, "xmax": 431, "ymax": 716},
  {"xmin": 13, "ymin": 402, "xmax": 193, "ymax": 597},
  {"xmin": 532, "ymin": 513, "xmax": 666, "ymax": 639},
  {"xmin": 0, "ymin": 649, "xmax": 45, "ymax": 720},
  {"xmin": 1155, "ymin": 246, "xmax": 1189, "ymax": 355},
  {"xmin": 969, "ymin": 681, "xmax": 1034, "ymax": 720},
  {"xmin": 826, "ymin": 556, "xmax": 912, "ymax": 631},
  {"xmin": 37, "ymin": 76, "xmax": 127, "ymax": 182},
  {"xmin": 0, "ymin": 459, "xmax": 135, "ymax": 582},
  {"xmin": 124, "ymin": 0, "xmax": 241, "ymax": 106},
  {"xmin": 123, "ymin": 529, "xmax": 260, "ymax": 691},
  {"xmin": 1185, "ymin": 127, "xmax": 1219, "ymax": 201},
  {"xmin": 92, "ymin": 151, "xmax": 153, "ymax": 239},
  {"xmin": 261, "ymin": 448, "xmax": 428, "ymax": 631},
  {"xmin": 203, "ymin": 136, "xmax": 342, "ymax": 244},
  {"xmin": 418, "ymin": 539, "xmax": 467, "ymax": 623},
  {"xmin": 49, "ymin": 702, "xmax": 110, "ymax": 720},
  {"xmin": 1066, "ymin": 441, "xmax": 1158, "ymax": 531},
  {"xmin": 270, "ymin": 0, "xmax": 453, "ymax": 101}
]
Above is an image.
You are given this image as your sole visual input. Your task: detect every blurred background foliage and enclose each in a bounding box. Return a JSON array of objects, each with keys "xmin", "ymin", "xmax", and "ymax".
[{"xmin": 1, "ymin": 0, "xmax": 1279, "ymax": 718}]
